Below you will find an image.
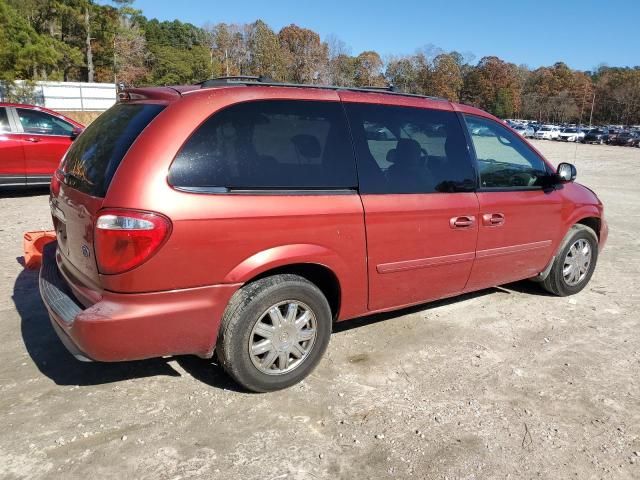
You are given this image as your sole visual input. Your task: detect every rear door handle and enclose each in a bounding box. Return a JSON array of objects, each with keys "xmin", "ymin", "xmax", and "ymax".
[
  {"xmin": 482, "ymin": 213, "xmax": 505, "ymax": 226},
  {"xmin": 450, "ymin": 215, "xmax": 476, "ymax": 229}
]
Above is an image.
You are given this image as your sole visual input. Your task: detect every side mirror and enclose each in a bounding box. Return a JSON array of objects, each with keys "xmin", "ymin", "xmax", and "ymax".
[
  {"xmin": 70, "ymin": 128, "xmax": 82, "ymax": 140},
  {"xmin": 557, "ymin": 162, "xmax": 577, "ymax": 182}
]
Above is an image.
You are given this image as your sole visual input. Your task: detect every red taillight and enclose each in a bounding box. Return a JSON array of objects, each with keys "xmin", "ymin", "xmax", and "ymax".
[
  {"xmin": 94, "ymin": 209, "xmax": 171, "ymax": 275},
  {"xmin": 50, "ymin": 170, "xmax": 62, "ymax": 197}
]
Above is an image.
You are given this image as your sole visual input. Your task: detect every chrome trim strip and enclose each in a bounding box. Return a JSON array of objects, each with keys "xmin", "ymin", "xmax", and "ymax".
[
  {"xmin": 376, "ymin": 239, "xmax": 553, "ymax": 274},
  {"xmin": 476, "ymin": 240, "xmax": 552, "ymax": 259},
  {"xmin": 377, "ymin": 251, "xmax": 475, "ymax": 274}
]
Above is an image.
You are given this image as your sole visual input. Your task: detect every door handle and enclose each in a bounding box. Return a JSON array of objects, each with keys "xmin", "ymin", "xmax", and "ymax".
[
  {"xmin": 450, "ymin": 215, "xmax": 476, "ymax": 229},
  {"xmin": 25, "ymin": 137, "xmax": 40, "ymax": 143},
  {"xmin": 482, "ymin": 213, "xmax": 505, "ymax": 226}
]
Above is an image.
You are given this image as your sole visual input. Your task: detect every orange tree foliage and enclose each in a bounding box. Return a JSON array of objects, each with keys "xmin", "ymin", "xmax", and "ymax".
[
  {"xmin": 3, "ymin": 0, "xmax": 640, "ymax": 124},
  {"xmin": 277, "ymin": 24, "xmax": 328, "ymax": 84}
]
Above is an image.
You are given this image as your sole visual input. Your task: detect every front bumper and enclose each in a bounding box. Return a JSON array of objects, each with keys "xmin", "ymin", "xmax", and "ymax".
[{"xmin": 39, "ymin": 242, "xmax": 240, "ymax": 362}]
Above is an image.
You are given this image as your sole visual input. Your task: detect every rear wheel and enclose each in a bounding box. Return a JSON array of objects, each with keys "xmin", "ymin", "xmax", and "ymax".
[
  {"xmin": 541, "ymin": 224, "xmax": 598, "ymax": 296},
  {"xmin": 217, "ymin": 274, "xmax": 332, "ymax": 392}
]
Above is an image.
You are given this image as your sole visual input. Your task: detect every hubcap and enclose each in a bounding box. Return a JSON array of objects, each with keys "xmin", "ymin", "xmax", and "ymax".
[
  {"xmin": 248, "ymin": 301, "xmax": 317, "ymax": 375},
  {"xmin": 563, "ymin": 239, "xmax": 592, "ymax": 286}
]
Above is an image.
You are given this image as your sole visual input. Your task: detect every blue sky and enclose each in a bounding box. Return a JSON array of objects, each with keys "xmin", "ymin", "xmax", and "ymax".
[{"xmin": 108, "ymin": 0, "xmax": 639, "ymax": 71}]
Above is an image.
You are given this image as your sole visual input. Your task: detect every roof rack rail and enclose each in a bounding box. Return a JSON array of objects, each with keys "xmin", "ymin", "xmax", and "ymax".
[
  {"xmin": 360, "ymin": 84, "xmax": 398, "ymax": 92},
  {"xmin": 197, "ymin": 75, "xmax": 276, "ymax": 87},
  {"xmin": 193, "ymin": 77, "xmax": 445, "ymax": 102}
]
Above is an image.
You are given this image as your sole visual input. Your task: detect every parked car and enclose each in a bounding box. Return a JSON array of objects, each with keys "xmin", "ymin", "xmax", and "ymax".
[
  {"xmin": 0, "ymin": 103, "xmax": 84, "ymax": 187},
  {"xmin": 40, "ymin": 79, "xmax": 608, "ymax": 392},
  {"xmin": 583, "ymin": 128, "xmax": 609, "ymax": 144},
  {"xmin": 610, "ymin": 131, "xmax": 639, "ymax": 146},
  {"xmin": 558, "ymin": 127, "xmax": 584, "ymax": 142},
  {"xmin": 533, "ymin": 125, "xmax": 560, "ymax": 140},
  {"xmin": 512, "ymin": 124, "xmax": 535, "ymax": 138},
  {"xmin": 606, "ymin": 129, "xmax": 622, "ymax": 144}
]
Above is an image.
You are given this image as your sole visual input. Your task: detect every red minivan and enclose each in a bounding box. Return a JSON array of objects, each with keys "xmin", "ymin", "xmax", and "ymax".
[
  {"xmin": 39, "ymin": 78, "xmax": 608, "ymax": 392},
  {"xmin": 0, "ymin": 103, "xmax": 84, "ymax": 187}
]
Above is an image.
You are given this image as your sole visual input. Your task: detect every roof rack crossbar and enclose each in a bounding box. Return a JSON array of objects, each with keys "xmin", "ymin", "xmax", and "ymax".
[{"xmin": 194, "ymin": 77, "xmax": 445, "ymax": 102}]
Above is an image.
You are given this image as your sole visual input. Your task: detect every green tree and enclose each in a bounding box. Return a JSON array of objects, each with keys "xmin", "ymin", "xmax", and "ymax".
[
  {"xmin": 142, "ymin": 17, "xmax": 210, "ymax": 84},
  {"xmin": 1, "ymin": 0, "xmax": 81, "ymax": 81},
  {"xmin": 427, "ymin": 53, "xmax": 463, "ymax": 101},
  {"xmin": 246, "ymin": 20, "xmax": 286, "ymax": 80},
  {"xmin": 385, "ymin": 55, "xmax": 421, "ymax": 93},
  {"xmin": 461, "ymin": 56, "xmax": 521, "ymax": 117}
]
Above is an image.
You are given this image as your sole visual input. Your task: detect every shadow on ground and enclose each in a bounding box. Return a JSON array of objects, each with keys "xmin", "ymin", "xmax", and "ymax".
[
  {"xmin": 13, "ymin": 257, "xmax": 549, "ymax": 389},
  {"xmin": 12, "ymin": 263, "xmax": 249, "ymax": 392},
  {"xmin": 332, "ymin": 280, "xmax": 550, "ymax": 333},
  {"xmin": 331, "ymin": 289, "xmax": 497, "ymax": 334},
  {"xmin": 0, "ymin": 186, "xmax": 50, "ymax": 198}
]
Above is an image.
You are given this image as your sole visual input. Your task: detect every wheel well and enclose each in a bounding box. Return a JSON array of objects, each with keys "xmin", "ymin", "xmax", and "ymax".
[
  {"xmin": 577, "ymin": 217, "xmax": 601, "ymax": 239},
  {"xmin": 250, "ymin": 264, "xmax": 341, "ymax": 320}
]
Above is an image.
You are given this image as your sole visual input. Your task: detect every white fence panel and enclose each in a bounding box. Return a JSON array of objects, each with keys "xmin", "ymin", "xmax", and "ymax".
[
  {"xmin": 38, "ymin": 81, "xmax": 117, "ymax": 111},
  {"xmin": 1, "ymin": 81, "xmax": 117, "ymax": 112}
]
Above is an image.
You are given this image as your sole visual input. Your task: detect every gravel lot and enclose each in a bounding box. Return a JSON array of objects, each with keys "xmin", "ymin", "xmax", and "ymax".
[{"xmin": 1, "ymin": 140, "xmax": 639, "ymax": 480}]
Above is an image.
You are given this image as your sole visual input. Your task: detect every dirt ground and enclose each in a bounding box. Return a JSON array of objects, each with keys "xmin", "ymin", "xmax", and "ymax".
[{"xmin": 1, "ymin": 140, "xmax": 639, "ymax": 480}]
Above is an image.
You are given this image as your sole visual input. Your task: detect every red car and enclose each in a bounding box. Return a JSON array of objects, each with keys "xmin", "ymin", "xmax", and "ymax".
[
  {"xmin": 40, "ymin": 79, "xmax": 608, "ymax": 392},
  {"xmin": 0, "ymin": 103, "xmax": 84, "ymax": 187}
]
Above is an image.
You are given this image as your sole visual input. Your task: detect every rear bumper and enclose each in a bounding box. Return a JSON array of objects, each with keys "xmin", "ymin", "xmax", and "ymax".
[{"xmin": 39, "ymin": 242, "xmax": 240, "ymax": 362}]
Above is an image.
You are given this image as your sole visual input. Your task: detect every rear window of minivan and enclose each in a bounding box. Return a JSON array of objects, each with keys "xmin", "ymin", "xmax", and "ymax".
[{"xmin": 61, "ymin": 103, "xmax": 164, "ymax": 197}]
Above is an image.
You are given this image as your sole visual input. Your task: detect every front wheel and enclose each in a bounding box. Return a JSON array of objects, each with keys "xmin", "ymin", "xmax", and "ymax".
[
  {"xmin": 216, "ymin": 274, "xmax": 332, "ymax": 392},
  {"xmin": 541, "ymin": 224, "xmax": 599, "ymax": 296}
]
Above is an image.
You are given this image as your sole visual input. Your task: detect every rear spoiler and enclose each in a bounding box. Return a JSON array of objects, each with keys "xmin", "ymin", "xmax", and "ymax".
[{"xmin": 117, "ymin": 87, "xmax": 182, "ymax": 103}]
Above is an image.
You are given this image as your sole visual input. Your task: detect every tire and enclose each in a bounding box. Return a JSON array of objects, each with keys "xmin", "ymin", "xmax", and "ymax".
[
  {"xmin": 541, "ymin": 224, "xmax": 599, "ymax": 296},
  {"xmin": 216, "ymin": 274, "xmax": 332, "ymax": 392}
]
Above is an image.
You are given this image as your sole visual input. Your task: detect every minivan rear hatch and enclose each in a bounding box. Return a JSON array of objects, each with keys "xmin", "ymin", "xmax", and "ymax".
[{"xmin": 51, "ymin": 103, "xmax": 165, "ymax": 288}]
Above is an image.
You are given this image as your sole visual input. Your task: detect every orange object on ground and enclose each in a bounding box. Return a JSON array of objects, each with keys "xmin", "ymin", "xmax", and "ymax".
[{"xmin": 23, "ymin": 231, "xmax": 57, "ymax": 269}]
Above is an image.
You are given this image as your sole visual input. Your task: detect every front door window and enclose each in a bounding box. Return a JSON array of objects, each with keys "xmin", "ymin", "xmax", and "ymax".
[{"xmin": 464, "ymin": 115, "xmax": 549, "ymax": 190}]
